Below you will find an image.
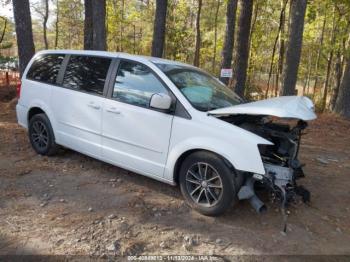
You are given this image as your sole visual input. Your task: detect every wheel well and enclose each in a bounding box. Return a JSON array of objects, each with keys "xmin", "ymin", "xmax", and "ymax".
[
  {"xmin": 173, "ymin": 149, "xmax": 235, "ymax": 185},
  {"xmin": 28, "ymin": 107, "xmax": 45, "ymax": 122}
]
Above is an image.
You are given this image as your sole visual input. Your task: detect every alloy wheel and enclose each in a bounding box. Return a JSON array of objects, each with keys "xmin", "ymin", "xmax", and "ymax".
[
  {"xmin": 31, "ymin": 120, "xmax": 49, "ymax": 150},
  {"xmin": 185, "ymin": 162, "xmax": 223, "ymax": 207}
]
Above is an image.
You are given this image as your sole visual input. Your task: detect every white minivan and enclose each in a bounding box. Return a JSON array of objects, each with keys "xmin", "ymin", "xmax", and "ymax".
[{"xmin": 16, "ymin": 50, "xmax": 316, "ymax": 216}]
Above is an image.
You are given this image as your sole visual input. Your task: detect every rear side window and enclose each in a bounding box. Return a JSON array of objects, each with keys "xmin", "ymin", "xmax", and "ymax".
[
  {"xmin": 63, "ymin": 55, "xmax": 111, "ymax": 95},
  {"xmin": 26, "ymin": 54, "xmax": 64, "ymax": 84}
]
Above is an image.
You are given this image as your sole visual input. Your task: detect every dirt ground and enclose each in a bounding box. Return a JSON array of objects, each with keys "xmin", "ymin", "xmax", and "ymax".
[{"xmin": 0, "ymin": 98, "xmax": 350, "ymax": 258}]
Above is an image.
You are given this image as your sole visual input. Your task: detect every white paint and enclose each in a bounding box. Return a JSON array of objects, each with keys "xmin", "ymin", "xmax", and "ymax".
[
  {"xmin": 149, "ymin": 93, "xmax": 172, "ymax": 110},
  {"xmin": 208, "ymin": 96, "xmax": 317, "ymax": 121},
  {"xmin": 17, "ymin": 50, "xmax": 315, "ymax": 187}
]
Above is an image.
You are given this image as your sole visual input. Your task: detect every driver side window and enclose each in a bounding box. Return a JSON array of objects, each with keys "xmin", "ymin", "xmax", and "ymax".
[{"xmin": 113, "ymin": 60, "xmax": 169, "ymax": 108}]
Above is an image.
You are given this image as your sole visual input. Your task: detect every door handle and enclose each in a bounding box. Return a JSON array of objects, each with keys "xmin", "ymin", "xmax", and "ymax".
[
  {"xmin": 87, "ymin": 104, "xmax": 101, "ymax": 110},
  {"xmin": 106, "ymin": 107, "xmax": 121, "ymax": 115}
]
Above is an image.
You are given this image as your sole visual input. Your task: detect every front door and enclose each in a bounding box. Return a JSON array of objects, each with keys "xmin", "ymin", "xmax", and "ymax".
[{"xmin": 102, "ymin": 60, "xmax": 174, "ymax": 177}]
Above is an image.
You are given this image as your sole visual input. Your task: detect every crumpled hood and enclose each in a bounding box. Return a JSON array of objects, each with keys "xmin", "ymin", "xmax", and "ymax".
[{"xmin": 208, "ymin": 96, "xmax": 317, "ymax": 121}]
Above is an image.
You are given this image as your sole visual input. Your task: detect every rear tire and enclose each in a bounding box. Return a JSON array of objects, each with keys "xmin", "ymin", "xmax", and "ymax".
[
  {"xmin": 28, "ymin": 113, "xmax": 59, "ymax": 156},
  {"xmin": 179, "ymin": 151, "xmax": 238, "ymax": 216}
]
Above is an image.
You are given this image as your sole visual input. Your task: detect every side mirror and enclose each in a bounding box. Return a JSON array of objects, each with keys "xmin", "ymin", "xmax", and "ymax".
[{"xmin": 150, "ymin": 93, "xmax": 172, "ymax": 111}]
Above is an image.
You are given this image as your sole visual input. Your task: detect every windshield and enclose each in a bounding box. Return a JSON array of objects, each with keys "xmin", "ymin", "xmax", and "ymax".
[{"xmin": 155, "ymin": 63, "xmax": 242, "ymax": 111}]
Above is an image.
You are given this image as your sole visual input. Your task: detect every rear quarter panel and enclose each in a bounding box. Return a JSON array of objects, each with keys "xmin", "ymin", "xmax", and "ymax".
[{"xmin": 17, "ymin": 65, "xmax": 55, "ymax": 131}]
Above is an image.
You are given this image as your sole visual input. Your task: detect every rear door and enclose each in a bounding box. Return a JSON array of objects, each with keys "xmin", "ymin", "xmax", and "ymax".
[
  {"xmin": 102, "ymin": 59, "xmax": 174, "ymax": 178},
  {"xmin": 51, "ymin": 55, "xmax": 112, "ymax": 158}
]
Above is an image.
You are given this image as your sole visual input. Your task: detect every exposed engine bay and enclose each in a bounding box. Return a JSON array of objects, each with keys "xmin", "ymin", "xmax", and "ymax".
[{"xmin": 218, "ymin": 114, "xmax": 311, "ymax": 225}]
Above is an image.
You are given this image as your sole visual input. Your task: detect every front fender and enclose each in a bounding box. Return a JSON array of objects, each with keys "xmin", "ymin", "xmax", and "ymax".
[{"xmin": 164, "ymin": 136, "xmax": 266, "ymax": 182}]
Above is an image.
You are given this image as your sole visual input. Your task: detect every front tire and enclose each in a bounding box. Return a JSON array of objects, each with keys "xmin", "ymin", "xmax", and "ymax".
[
  {"xmin": 28, "ymin": 113, "xmax": 58, "ymax": 156},
  {"xmin": 179, "ymin": 151, "xmax": 238, "ymax": 216}
]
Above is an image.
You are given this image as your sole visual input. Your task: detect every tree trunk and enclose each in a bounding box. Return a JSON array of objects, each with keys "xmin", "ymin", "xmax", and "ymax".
[
  {"xmin": 219, "ymin": 0, "xmax": 238, "ymax": 85},
  {"xmin": 151, "ymin": 0, "xmax": 168, "ymax": 57},
  {"xmin": 42, "ymin": 0, "xmax": 49, "ymax": 49},
  {"xmin": 193, "ymin": 0, "xmax": 202, "ymax": 67},
  {"xmin": 312, "ymin": 13, "xmax": 327, "ymax": 98},
  {"xmin": 139, "ymin": 27, "xmax": 143, "ymax": 54},
  {"xmin": 331, "ymin": 23, "xmax": 350, "ymax": 111},
  {"xmin": 133, "ymin": 24, "xmax": 136, "ymax": 54},
  {"xmin": 275, "ymin": 0, "xmax": 287, "ymax": 96},
  {"xmin": 246, "ymin": 1, "xmax": 259, "ymax": 89},
  {"xmin": 280, "ymin": 0, "xmax": 307, "ymax": 96},
  {"xmin": 234, "ymin": 0, "xmax": 253, "ymax": 97},
  {"xmin": 249, "ymin": 2, "xmax": 259, "ymax": 47},
  {"xmin": 111, "ymin": 0, "xmax": 118, "ymax": 51},
  {"xmin": 54, "ymin": 0, "xmax": 59, "ymax": 49},
  {"xmin": 84, "ymin": 0, "xmax": 93, "ymax": 50},
  {"xmin": 334, "ymin": 58, "xmax": 350, "ymax": 118},
  {"xmin": 330, "ymin": 51, "xmax": 343, "ymax": 111},
  {"xmin": 304, "ymin": 52, "xmax": 312, "ymax": 95},
  {"xmin": 12, "ymin": 0, "xmax": 35, "ymax": 76},
  {"xmin": 92, "ymin": 0, "xmax": 107, "ymax": 50},
  {"xmin": 120, "ymin": 0, "xmax": 124, "ymax": 52},
  {"xmin": 321, "ymin": 7, "xmax": 337, "ymax": 112},
  {"xmin": 265, "ymin": 0, "xmax": 288, "ymax": 98},
  {"xmin": 211, "ymin": 0, "xmax": 221, "ymax": 73},
  {"xmin": 321, "ymin": 52, "xmax": 333, "ymax": 111}
]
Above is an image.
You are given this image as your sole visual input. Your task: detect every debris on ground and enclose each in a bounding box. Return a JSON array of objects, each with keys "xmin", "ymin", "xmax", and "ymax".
[{"xmin": 0, "ymin": 101, "xmax": 350, "ymax": 255}]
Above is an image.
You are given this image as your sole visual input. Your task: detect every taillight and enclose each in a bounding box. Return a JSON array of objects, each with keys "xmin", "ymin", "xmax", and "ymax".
[{"xmin": 16, "ymin": 82, "xmax": 21, "ymax": 98}]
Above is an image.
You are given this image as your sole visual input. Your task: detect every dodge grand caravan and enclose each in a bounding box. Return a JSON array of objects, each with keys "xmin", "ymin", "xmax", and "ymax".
[{"xmin": 16, "ymin": 50, "xmax": 316, "ymax": 216}]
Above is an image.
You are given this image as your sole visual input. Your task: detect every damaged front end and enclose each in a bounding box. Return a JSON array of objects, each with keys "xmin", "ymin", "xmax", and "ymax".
[{"xmin": 221, "ymin": 115, "xmax": 311, "ymax": 214}]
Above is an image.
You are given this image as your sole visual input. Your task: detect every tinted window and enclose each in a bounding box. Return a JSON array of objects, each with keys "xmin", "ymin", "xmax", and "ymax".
[
  {"xmin": 27, "ymin": 54, "xmax": 64, "ymax": 84},
  {"xmin": 113, "ymin": 60, "xmax": 168, "ymax": 107},
  {"xmin": 63, "ymin": 55, "xmax": 111, "ymax": 95}
]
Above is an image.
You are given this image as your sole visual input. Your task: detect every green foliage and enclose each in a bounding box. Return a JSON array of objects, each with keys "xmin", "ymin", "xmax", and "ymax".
[
  {"xmin": 104, "ymin": 0, "xmax": 227, "ymax": 75},
  {"xmin": 166, "ymin": 0, "xmax": 195, "ymax": 61},
  {"xmin": 106, "ymin": 0, "xmax": 154, "ymax": 53},
  {"xmin": 0, "ymin": 0, "xmax": 349, "ymax": 106},
  {"xmin": 56, "ymin": 0, "xmax": 84, "ymax": 49},
  {"xmin": 0, "ymin": 16, "xmax": 14, "ymax": 50},
  {"xmin": 31, "ymin": 0, "xmax": 84, "ymax": 50}
]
